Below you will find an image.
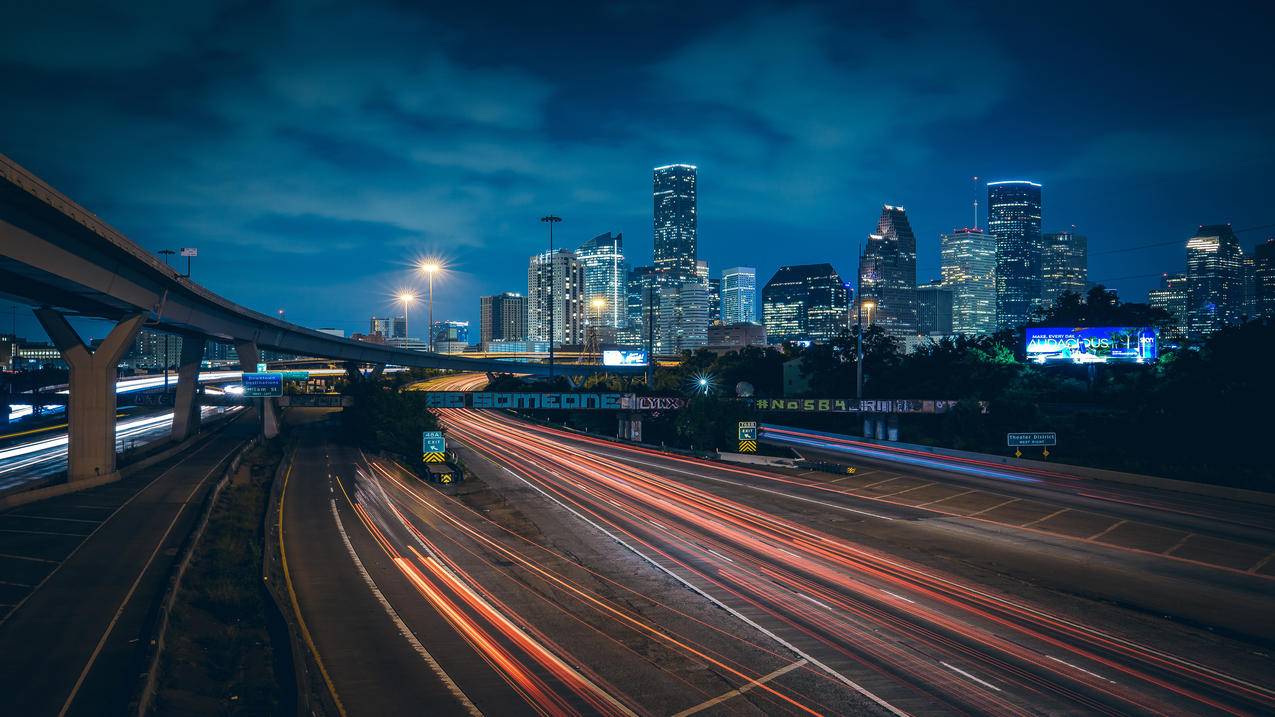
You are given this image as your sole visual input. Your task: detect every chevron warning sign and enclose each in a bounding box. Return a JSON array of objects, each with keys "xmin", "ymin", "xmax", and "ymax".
[
  {"xmin": 738, "ymin": 440, "xmax": 757, "ymax": 453},
  {"xmin": 422, "ymin": 452, "xmax": 446, "ymax": 463}
]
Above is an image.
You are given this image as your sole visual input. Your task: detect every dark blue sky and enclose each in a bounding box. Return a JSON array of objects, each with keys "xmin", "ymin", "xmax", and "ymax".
[{"xmin": 2, "ymin": 0, "xmax": 1273, "ymax": 340}]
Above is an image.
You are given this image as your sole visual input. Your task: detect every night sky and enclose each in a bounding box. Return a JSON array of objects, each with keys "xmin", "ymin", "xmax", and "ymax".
[{"xmin": 2, "ymin": 0, "xmax": 1273, "ymax": 340}]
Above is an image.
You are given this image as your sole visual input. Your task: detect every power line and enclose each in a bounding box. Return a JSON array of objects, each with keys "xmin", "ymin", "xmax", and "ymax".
[{"xmin": 1092, "ymin": 222, "xmax": 1275, "ymax": 256}]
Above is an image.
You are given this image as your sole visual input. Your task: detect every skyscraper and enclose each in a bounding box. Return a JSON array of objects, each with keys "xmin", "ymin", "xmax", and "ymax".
[
  {"xmin": 370, "ymin": 316, "xmax": 407, "ymax": 339},
  {"xmin": 576, "ymin": 232, "xmax": 626, "ymax": 329},
  {"xmin": 916, "ymin": 281, "xmax": 954, "ymax": 337},
  {"xmin": 1254, "ymin": 239, "xmax": 1275, "ymax": 319},
  {"xmin": 939, "ymin": 228, "xmax": 997, "ymax": 336},
  {"xmin": 656, "ymin": 275, "xmax": 708, "ymax": 353},
  {"xmin": 480, "ymin": 292, "xmax": 527, "ymax": 349},
  {"xmin": 988, "ymin": 180, "xmax": 1043, "ymax": 330},
  {"xmin": 720, "ymin": 266, "xmax": 757, "ymax": 324},
  {"xmin": 858, "ymin": 205, "xmax": 918, "ymax": 341},
  {"xmin": 653, "ymin": 164, "xmax": 697, "ymax": 275},
  {"xmin": 624, "ymin": 266, "xmax": 657, "ymax": 345},
  {"xmin": 1148, "ymin": 273, "xmax": 1189, "ymax": 339},
  {"xmin": 1041, "ymin": 230, "xmax": 1088, "ymax": 303},
  {"xmin": 762, "ymin": 264, "xmax": 851, "ymax": 343},
  {"xmin": 1185, "ymin": 224, "xmax": 1245, "ymax": 339},
  {"xmin": 527, "ymin": 249, "xmax": 585, "ymax": 347}
]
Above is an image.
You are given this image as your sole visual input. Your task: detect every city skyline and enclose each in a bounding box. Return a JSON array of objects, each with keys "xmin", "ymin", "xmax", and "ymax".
[{"xmin": 1, "ymin": 1, "xmax": 1271, "ymax": 341}]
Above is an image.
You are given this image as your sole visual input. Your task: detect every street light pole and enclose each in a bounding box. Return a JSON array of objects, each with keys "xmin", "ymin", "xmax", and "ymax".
[
  {"xmin": 428, "ymin": 270, "xmax": 434, "ymax": 353},
  {"xmin": 540, "ymin": 215, "xmax": 561, "ymax": 378}
]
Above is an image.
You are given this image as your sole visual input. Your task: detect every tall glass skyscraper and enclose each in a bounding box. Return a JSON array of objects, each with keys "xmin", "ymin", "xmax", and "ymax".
[
  {"xmin": 1186, "ymin": 224, "xmax": 1245, "ymax": 339},
  {"xmin": 1041, "ymin": 230, "xmax": 1088, "ymax": 303},
  {"xmin": 720, "ymin": 266, "xmax": 757, "ymax": 324},
  {"xmin": 987, "ymin": 180, "xmax": 1043, "ymax": 330},
  {"xmin": 858, "ymin": 205, "xmax": 918, "ymax": 341},
  {"xmin": 940, "ymin": 228, "xmax": 997, "ymax": 336},
  {"xmin": 576, "ymin": 232, "xmax": 626, "ymax": 328},
  {"xmin": 762, "ymin": 264, "xmax": 850, "ymax": 343},
  {"xmin": 653, "ymin": 164, "xmax": 697, "ymax": 275}
]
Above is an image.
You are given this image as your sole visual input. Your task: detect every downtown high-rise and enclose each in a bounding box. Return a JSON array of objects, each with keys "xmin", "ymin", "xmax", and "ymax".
[
  {"xmin": 576, "ymin": 232, "xmax": 627, "ymax": 329},
  {"xmin": 653, "ymin": 164, "xmax": 698, "ymax": 275},
  {"xmin": 1041, "ymin": 230, "xmax": 1088, "ymax": 303},
  {"xmin": 1147, "ymin": 273, "xmax": 1188, "ymax": 339},
  {"xmin": 858, "ymin": 205, "xmax": 918, "ymax": 342},
  {"xmin": 1185, "ymin": 224, "xmax": 1245, "ymax": 339},
  {"xmin": 762, "ymin": 264, "xmax": 851, "ymax": 344},
  {"xmin": 480, "ymin": 292, "xmax": 527, "ymax": 349},
  {"xmin": 1254, "ymin": 239, "xmax": 1275, "ymax": 319},
  {"xmin": 988, "ymin": 180, "xmax": 1043, "ymax": 330},
  {"xmin": 940, "ymin": 228, "xmax": 997, "ymax": 336},
  {"xmin": 720, "ymin": 266, "xmax": 757, "ymax": 324},
  {"xmin": 527, "ymin": 249, "xmax": 585, "ymax": 347}
]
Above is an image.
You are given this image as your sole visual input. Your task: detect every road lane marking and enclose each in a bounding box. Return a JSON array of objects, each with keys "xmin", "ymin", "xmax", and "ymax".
[
  {"xmin": 1248, "ymin": 551, "xmax": 1275, "ymax": 574},
  {"xmin": 1045, "ymin": 654, "xmax": 1116, "ymax": 684},
  {"xmin": 852, "ymin": 476, "xmax": 901, "ymax": 491},
  {"xmin": 494, "ymin": 465, "xmax": 910, "ymax": 717},
  {"xmin": 940, "ymin": 661, "xmax": 1002, "ymax": 692},
  {"xmin": 1087, "ymin": 519, "xmax": 1128, "ymax": 542},
  {"xmin": 673, "ymin": 659, "xmax": 809, "ymax": 717},
  {"xmin": 875, "ymin": 482, "xmax": 936, "ymax": 498},
  {"xmin": 795, "ymin": 592, "xmax": 833, "ymax": 611},
  {"xmin": 1020, "ymin": 507, "xmax": 1069, "ymax": 528},
  {"xmin": 0, "ymin": 528, "xmax": 88, "ymax": 537},
  {"xmin": 880, "ymin": 589, "xmax": 916, "ymax": 605},
  {"xmin": 0, "ymin": 552, "xmax": 57, "ymax": 563},
  {"xmin": 2, "ymin": 513, "xmax": 100, "ymax": 524},
  {"xmin": 964, "ymin": 497, "xmax": 1020, "ymax": 517},
  {"xmin": 0, "ymin": 579, "xmax": 32, "ymax": 588},
  {"xmin": 706, "ymin": 548, "xmax": 735, "ymax": 563},
  {"xmin": 915, "ymin": 489, "xmax": 976, "ymax": 507},
  {"xmin": 327, "ymin": 498, "xmax": 482, "ymax": 716},
  {"xmin": 1163, "ymin": 533, "xmax": 1195, "ymax": 556}
]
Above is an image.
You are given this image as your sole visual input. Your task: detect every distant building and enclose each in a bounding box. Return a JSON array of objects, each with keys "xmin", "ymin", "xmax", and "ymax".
[
  {"xmin": 623, "ymin": 266, "xmax": 658, "ymax": 346},
  {"xmin": 1254, "ymin": 239, "xmax": 1275, "ymax": 319},
  {"xmin": 1186, "ymin": 224, "xmax": 1245, "ymax": 339},
  {"xmin": 858, "ymin": 205, "xmax": 918, "ymax": 341},
  {"xmin": 480, "ymin": 292, "xmax": 528, "ymax": 349},
  {"xmin": 940, "ymin": 228, "xmax": 997, "ymax": 335},
  {"xmin": 0, "ymin": 334, "xmax": 13, "ymax": 370},
  {"xmin": 916, "ymin": 281, "xmax": 953, "ymax": 337},
  {"xmin": 576, "ymin": 232, "xmax": 627, "ymax": 329},
  {"xmin": 655, "ymin": 274, "xmax": 708, "ymax": 353},
  {"xmin": 720, "ymin": 266, "xmax": 757, "ymax": 325},
  {"xmin": 370, "ymin": 316, "xmax": 406, "ymax": 340},
  {"xmin": 128, "ymin": 330, "xmax": 182, "ymax": 370},
  {"xmin": 486, "ymin": 339, "xmax": 550, "ymax": 354},
  {"xmin": 988, "ymin": 180, "xmax": 1043, "ymax": 330},
  {"xmin": 653, "ymin": 164, "xmax": 698, "ymax": 275},
  {"xmin": 707, "ymin": 322, "xmax": 767, "ymax": 350},
  {"xmin": 1147, "ymin": 273, "xmax": 1189, "ymax": 338},
  {"xmin": 1041, "ymin": 230, "xmax": 1088, "ymax": 303},
  {"xmin": 763, "ymin": 263, "xmax": 851, "ymax": 344},
  {"xmin": 527, "ymin": 249, "xmax": 585, "ymax": 347},
  {"xmin": 431, "ymin": 319, "xmax": 469, "ymax": 344}
]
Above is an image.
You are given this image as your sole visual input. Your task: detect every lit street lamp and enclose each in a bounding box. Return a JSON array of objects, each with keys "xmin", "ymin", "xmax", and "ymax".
[
  {"xmin": 397, "ymin": 291, "xmax": 417, "ymax": 344},
  {"xmin": 419, "ymin": 260, "xmax": 442, "ymax": 353}
]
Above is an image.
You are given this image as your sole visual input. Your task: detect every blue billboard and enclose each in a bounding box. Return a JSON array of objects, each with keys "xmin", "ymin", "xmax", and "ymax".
[
  {"xmin": 1025, "ymin": 327, "xmax": 1158, "ymax": 364},
  {"xmin": 602, "ymin": 349, "xmax": 648, "ymax": 366}
]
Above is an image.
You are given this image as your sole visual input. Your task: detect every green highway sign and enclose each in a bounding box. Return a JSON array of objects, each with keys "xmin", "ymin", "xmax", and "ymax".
[
  {"xmin": 280, "ymin": 370, "xmax": 310, "ymax": 381},
  {"xmin": 256, "ymin": 362, "xmax": 267, "ymax": 373},
  {"xmin": 738, "ymin": 421, "xmax": 758, "ymax": 441},
  {"xmin": 1007, "ymin": 432, "xmax": 1057, "ymax": 447},
  {"xmin": 422, "ymin": 430, "xmax": 446, "ymax": 453}
]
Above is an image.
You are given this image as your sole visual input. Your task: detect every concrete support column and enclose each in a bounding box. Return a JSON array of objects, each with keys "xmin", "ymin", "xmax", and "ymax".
[
  {"xmin": 235, "ymin": 340, "xmax": 279, "ymax": 439},
  {"xmin": 170, "ymin": 334, "xmax": 206, "ymax": 441},
  {"xmin": 34, "ymin": 308, "xmax": 145, "ymax": 482},
  {"xmin": 344, "ymin": 360, "xmax": 362, "ymax": 384}
]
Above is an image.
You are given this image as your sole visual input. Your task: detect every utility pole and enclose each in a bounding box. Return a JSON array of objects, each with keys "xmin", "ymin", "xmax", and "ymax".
[{"xmin": 540, "ymin": 215, "xmax": 561, "ymax": 379}]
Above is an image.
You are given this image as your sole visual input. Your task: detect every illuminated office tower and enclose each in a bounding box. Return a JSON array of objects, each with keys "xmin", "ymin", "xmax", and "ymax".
[
  {"xmin": 916, "ymin": 280, "xmax": 954, "ymax": 337},
  {"xmin": 653, "ymin": 164, "xmax": 698, "ymax": 275},
  {"xmin": 576, "ymin": 232, "xmax": 626, "ymax": 328},
  {"xmin": 1041, "ymin": 230, "xmax": 1088, "ymax": 303},
  {"xmin": 763, "ymin": 264, "xmax": 851, "ymax": 343},
  {"xmin": 370, "ymin": 316, "xmax": 407, "ymax": 340},
  {"xmin": 1147, "ymin": 273, "xmax": 1189, "ymax": 339},
  {"xmin": 1186, "ymin": 224, "xmax": 1245, "ymax": 339},
  {"xmin": 527, "ymin": 249, "xmax": 585, "ymax": 346},
  {"xmin": 656, "ymin": 275, "xmax": 708, "ymax": 353},
  {"xmin": 1254, "ymin": 239, "xmax": 1275, "ymax": 319},
  {"xmin": 480, "ymin": 292, "xmax": 527, "ymax": 349},
  {"xmin": 940, "ymin": 228, "xmax": 997, "ymax": 335},
  {"xmin": 988, "ymin": 180, "xmax": 1043, "ymax": 329},
  {"xmin": 858, "ymin": 205, "xmax": 918, "ymax": 341},
  {"xmin": 720, "ymin": 266, "xmax": 757, "ymax": 324}
]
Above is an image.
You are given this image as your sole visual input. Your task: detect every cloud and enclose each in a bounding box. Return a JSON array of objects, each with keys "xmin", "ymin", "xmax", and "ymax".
[{"xmin": 1054, "ymin": 117, "xmax": 1275, "ymax": 180}]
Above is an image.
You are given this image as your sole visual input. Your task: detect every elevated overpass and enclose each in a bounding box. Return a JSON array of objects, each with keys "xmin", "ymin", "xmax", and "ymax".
[{"xmin": 0, "ymin": 153, "xmax": 639, "ymax": 484}]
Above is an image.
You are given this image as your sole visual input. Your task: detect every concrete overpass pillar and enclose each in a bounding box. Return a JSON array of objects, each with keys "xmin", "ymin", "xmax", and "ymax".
[
  {"xmin": 235, "ymin": 340, "xmax": 279, "ymax": 439},
  {"xmin": 34, "ymin": 308, "xmax": 144, "ymax": 482},
  {"xmin": 344, "ymin": 360, "xmax": 362, "ymax": 384},
  {"xmin": 170, "ymin": 334, "xmax": 206, "ymax": 441}
]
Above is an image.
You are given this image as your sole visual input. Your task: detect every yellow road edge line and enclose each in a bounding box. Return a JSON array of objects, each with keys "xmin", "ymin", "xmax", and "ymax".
[{"xmin": 278, "ymin": 455, "xmax": 348, "ymax": 717}]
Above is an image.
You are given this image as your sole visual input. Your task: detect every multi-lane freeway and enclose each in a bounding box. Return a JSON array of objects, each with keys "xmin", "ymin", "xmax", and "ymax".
[{"xmin": 277, "ymin": 373, "xmax": 1274, "ymax": 716}]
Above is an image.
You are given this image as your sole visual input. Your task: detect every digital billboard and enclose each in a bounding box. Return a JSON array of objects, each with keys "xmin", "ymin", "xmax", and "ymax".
[
  {"xmin": 1025, "ymin": 327, "xmax": 1158, "ymax": 364},
  {"xmin": 602, "ymin": 349, "xmax": 648, "ymax": 366}
]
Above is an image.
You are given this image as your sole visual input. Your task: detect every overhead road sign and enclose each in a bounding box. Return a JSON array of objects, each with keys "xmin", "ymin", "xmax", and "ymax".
[
  {"xmin": 280, "ymin": 370, "xmax": 310, "ymax": 381},
  {"xmin": 241, "ymin": 372, "xmax": 283, "ymax": 397},
  {"xmin": 179, "ymin": 247, "xmax": 198, "ymax": 257},
  {"xmin": 1007, "ymin": 432, "xmax": 1057, "ymax": 447}
]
